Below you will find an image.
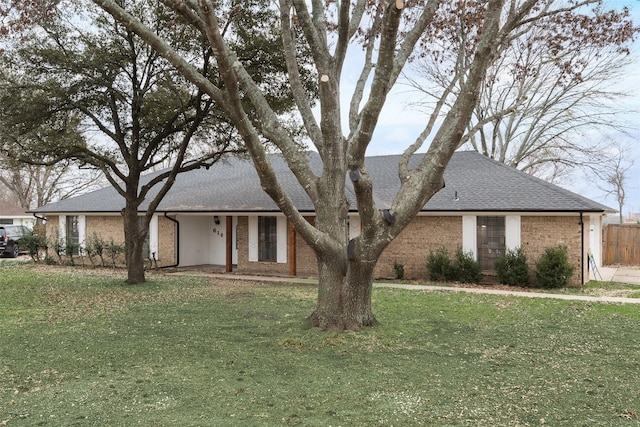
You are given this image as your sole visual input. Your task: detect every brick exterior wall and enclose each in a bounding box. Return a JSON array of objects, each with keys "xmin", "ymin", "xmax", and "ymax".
[
  {"xmin": 294, "ymin": 216, "xmax": 319, "ymax": 277},
  {"xmin": 236, "ymin": 217, "xmax": 290, "ymax": 276},
  {"xmin": 375, "ymin": 216, "xmax": 462, "ymax": 279},
  {"xmin": 86, "ymin": 215, "xmax": 124, "ymax": 243},
  {"xmin": 45, "ymin": 215, "xmax": 59, "ymax": 238},
  {"xmin": 237, "ymin": 214, "xmax": 586, "ymax": 285},
  {"xmin": 44, "ymin": 213, "xmax": 589, "ymax": 284},
  {"xmin": 84, "ymin": 215, "xmax": 176, "ymax": 267},
  {"xmin": 44, "ymin": 214, "xmax": 176, "ymax": 267},
  {"xmin": 157, "ymin": 216, "xmax": 176, "ymax": 266},
  {"xmin": 84, "ymin": 215, "xmax": 126, "ymax": 266},
  {"xmin": 235, "ymin": 215, "xmax": 462, "ymax": 280},
  {"xmin": 521, "ymin": 215, "xmax": 585, "ymax": 286}
]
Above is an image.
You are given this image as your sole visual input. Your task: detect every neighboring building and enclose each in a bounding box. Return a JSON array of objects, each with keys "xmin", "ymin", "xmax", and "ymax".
[
  {"xmin": 0, "ymin": 202, "xmax": 36, "ymax": 227},
  {"xmin": 32, "ymin": 151, "xmax": 614, "ymax": 285}
]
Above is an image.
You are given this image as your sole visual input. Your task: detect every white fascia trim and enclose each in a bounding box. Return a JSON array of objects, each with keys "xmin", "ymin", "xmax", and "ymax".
[{"xmin": 416, "ymin": 211, "xmax": 601, "ymax": 217}]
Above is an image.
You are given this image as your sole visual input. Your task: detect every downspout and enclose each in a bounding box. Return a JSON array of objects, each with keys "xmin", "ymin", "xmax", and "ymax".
[
  {"xmin": 580, "ymin": 212, "xmax": 584, "ymax": 285},
  {"xmin": 162, "ymin": 212, "xmax": 180, "ymax": 268}
]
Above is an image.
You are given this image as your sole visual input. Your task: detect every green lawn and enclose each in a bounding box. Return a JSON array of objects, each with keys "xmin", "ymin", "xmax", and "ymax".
[{"xmin": 1, "ymin": 264, "xmax": 640, "ymax": 426}]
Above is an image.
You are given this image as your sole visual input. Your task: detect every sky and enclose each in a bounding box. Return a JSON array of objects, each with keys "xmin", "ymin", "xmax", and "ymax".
[{"xmin": 359, "ymin": 1, "xmax": 640, "ymax": 219}]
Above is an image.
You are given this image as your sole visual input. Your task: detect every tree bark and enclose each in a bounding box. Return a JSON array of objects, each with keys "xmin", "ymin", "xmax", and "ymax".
[
  {"xmin": 309, "ymin": 254, "xmax": 377, "ymax": 330},
  {"xmin": 123, "ymin": 204, "xmax": 146, "ymax": 284}
]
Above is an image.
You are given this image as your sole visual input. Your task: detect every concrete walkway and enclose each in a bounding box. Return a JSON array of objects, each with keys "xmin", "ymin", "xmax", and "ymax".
[
  {"xmin": 375, "ymin": 282, "xmax": 640, "ymax": 304},
  {"xmin": 175, "ymin": 269, "xmax": 640, "ymax": 305},
  {"xmin": 597, "ymin": 266, "xmax": 640, "ymax": 285}
]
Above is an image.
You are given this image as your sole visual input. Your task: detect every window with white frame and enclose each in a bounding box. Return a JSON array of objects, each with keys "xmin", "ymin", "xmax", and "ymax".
[
  {"xmin": 66, "ymin": 215, "xmax": 80, "ymax": 255},
  {"xmin": 258, "ymin": 216, "xmax": 278, "ymax": 262}
]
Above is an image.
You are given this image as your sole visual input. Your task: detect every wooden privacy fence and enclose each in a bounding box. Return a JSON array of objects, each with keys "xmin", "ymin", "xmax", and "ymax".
[{"xmin": 603, "ymin": 224, "xmax": 640, "ymax": 266}]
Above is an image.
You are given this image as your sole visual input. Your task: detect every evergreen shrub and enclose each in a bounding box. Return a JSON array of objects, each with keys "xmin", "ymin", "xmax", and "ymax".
[
  {"xmin": 535, "ymin": 245, "xmax": 574, "ymax": 289},
  {"xmin": 393, "ymin": 260, "xmax": 405, "ymax": 280},
  {"xmin": 426, "ymin": 246, "xmax": 452, "ymax": 281},
  {"xmin": 20, "ymin": 230, "xmax": 48, "ymax": 262},
  {"xmin": 451, "ymin": 248, "xmax": 483, "ymax": 284},
  {"xmin": 494, "ymin": 247, "xmax": 529, "ymax": 287}
]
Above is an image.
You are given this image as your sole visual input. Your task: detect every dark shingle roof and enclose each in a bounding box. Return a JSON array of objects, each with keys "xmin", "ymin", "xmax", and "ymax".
[{"xmin": 32, "ymin": 151, "xmax": 612, "ymax": 214}]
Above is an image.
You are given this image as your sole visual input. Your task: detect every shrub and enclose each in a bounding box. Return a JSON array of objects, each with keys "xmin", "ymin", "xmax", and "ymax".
[
  {"xmin": 535, "ymin": 245, "xmax": 574, "ymax": 289},
  {"xmin": 393, "ymin": 261, "xmax": 405, "ymax": 280},
  {"xmin": 426, "ymin": 247, "xmax": 453, "ymax": 281},
  {"xmin": 106, "ymin": 239, "xmax": 125, "ymax": 268},
  {"xmin": 64, "ymin": 241, "xmax": 80, "ymax": 266},
  {"xmin": 20, "ymin": 230, "xmax": 48, "ymax": 262},
  {"xmin": 44, "ymin": 255, "xmax": 57, "ymax": 265},
  {"xmin": 48, "ymin": 232, "xmax": 65, "ymax": 264},
  {"xmin": 495, "ymin": 247, "xmax": 529, "ymax": 287},
  {"xmin": 451, "ymin": 247, "xmax": 482, "ymax": 284},
  {"xmin": 84, "ymin": 239, "xmax": 96, "ymax": 268},
  {"xmin": 85, "ymin": 233, "xmax": 108, "ymax": 267}
]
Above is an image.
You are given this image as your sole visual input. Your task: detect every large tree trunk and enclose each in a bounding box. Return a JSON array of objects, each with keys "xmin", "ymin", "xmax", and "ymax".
[
  {"xmin": 305, "ymin": 156, "xmax": 381, "ymax": 330},
  {"xmin": 309, "ymin": 255, "xmax": 377, "ymax": 330},
  {"xmin": 123, "ymin": 204, "xmax": 146, "ymax": 284}
]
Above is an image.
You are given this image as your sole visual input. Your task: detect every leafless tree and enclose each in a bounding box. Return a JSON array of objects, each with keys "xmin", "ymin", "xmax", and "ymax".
[
  {"xmin": 592, "ymin": 141, "xmax": 635, "ymax": 224},
  {"xmin": 0, "ymin": 158, "xmax": 104, "ymax": 210},
  {"xmin": 407, "ymin": 5, "xmax": 637, "ymax": 183}
]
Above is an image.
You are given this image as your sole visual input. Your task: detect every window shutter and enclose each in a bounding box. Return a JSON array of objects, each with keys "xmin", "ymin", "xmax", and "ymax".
[
  {"xmin": 277, "ymin": 216, "xmax": 287, "ymax": 264},
  {"xmin": 59, "ymin": 216, "xmax": 66, "ymax": 242},
  {"xmin": 462, "ymin": 215, "xmax": 477, "ymax": 259},
  {"xmin": 248, "ymin": 217, "xmax": 258, "ymax": 262},
  {"xmin": 78, "ymin": 215, "xmax": 86, "ymax": 250},
  {"xmin": 505, "ymin": 215, "xmax": 521, "ymax": 250}
]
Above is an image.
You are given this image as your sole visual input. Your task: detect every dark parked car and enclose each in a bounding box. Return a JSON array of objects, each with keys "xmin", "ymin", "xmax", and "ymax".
[{"xmin": 0, "ymin": 225, "xmax": 31, "ymax": 258}]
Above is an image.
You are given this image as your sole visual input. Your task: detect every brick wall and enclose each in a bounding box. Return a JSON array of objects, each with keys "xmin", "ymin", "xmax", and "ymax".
[
  {"xmin": 84, "ymin": 216, "xmax": 126, "ymax": 266},
  {"xmin": 45, "ymin": 215, "xmax": 59, "ymax": 238},
  {"xmin": 294, "ymin": 216, "xmax": 319, "ymax": 277},
  {"xmin": 375, "ymin": 216, "xmax": 462, "ymax": 279},
  {"xmin": 521, "ymin": 215, "xmax": 584, "ymax": 286},
  {"xmin": 157, "ymin": 216, "xmax": 176, "ymax": 267},
  {"xmin": 236, "ymin": 216, "xmax": 290, "ymax": 275},
  {"xmin": 44, "ymin": 213, "xmax": 588, "ymax": 284},
  {"xmin": 235, "ymin": 215, "xmax": 462, "ymax": 280},
  {"xmin": 86, "ymin": 216, "xmax": 124, "ymax": 243},
  {"xmin": 44, "ymin": 214, "xmax": 177, "ymax": 267},
  {"xmin": 238, "ymin": 214, "xmax": 586, "ymax": 285}
]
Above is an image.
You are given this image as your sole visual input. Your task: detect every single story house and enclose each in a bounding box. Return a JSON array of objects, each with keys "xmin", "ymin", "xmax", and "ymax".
[
  {"xmin": 0, "ymin": 202, "xmax": 36, "ymax": 227},
  {"xmin": 32, "ymin": 151, "xmax": 613, "ymax": 284}
]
